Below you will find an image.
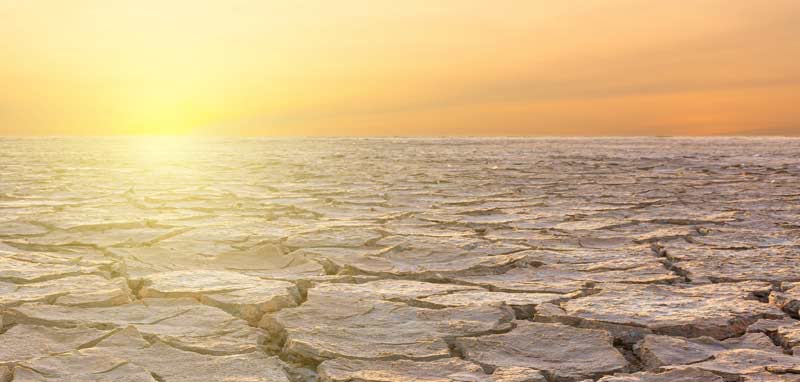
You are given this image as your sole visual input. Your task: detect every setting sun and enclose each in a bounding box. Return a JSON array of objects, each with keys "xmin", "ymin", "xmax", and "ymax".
[{"xmin": 2, "ymin": 0, "xmax": 799, "ymax": 136}]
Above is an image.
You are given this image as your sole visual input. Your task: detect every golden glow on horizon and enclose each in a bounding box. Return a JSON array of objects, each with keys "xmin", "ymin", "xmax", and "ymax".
[{"xmin": 1, "ymin": 1, "xmax": 799, "ymax": 136}]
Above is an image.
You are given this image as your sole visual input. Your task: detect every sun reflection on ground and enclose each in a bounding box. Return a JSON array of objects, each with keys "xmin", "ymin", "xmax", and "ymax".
[{"xmin": 126, "ymin": 136, "xmax": 203, "ymax": 168}]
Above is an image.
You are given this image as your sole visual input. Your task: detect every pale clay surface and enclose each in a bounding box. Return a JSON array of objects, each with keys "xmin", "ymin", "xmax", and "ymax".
[{"xmin": 0, "ymin": 137, "xmax": 799, "ymax": 381}]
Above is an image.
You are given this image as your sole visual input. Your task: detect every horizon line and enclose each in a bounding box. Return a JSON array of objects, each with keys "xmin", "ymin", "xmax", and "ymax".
[{"xmin": 2, "ymin": 134, "xmax": 800, "ymax": 139}]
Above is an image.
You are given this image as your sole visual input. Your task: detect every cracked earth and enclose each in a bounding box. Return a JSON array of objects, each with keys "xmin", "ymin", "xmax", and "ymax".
[{"xmin": 1, "ymin": 137, "xmax": 799, "ymax": 382}]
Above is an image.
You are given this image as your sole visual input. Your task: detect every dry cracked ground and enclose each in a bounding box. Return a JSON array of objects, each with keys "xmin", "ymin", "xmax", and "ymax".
[{"xmin": 1, "ymin": 137, "xmax": 800, "ymax": 382}]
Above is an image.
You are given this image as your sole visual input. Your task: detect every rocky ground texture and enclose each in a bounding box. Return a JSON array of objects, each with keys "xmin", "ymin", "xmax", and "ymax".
[{"xmin": 1, "ymin": 137, "xmax": 799, "ymax": 381}]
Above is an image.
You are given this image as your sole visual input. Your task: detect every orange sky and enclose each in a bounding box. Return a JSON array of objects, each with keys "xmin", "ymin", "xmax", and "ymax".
[{"xmin": 1, "ymin": 0, "xmax": 799, "ymax": 136}]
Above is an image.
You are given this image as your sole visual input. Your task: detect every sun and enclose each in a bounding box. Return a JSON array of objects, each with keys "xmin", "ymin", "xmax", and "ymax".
[{"xmin": 110, "ymin": 78, "xmax": 214, "ymax": 136}]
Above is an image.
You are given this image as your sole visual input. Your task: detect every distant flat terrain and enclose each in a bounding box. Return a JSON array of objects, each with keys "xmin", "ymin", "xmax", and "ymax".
[{"xmin": 1, "ymin": 137, "xmax": 799, "ymax": 381}]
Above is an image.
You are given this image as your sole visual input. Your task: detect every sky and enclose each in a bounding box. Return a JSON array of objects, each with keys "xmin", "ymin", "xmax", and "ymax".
[{"xmin": 1, "ymin": 0, "xmax": 799, "ymax": 136}]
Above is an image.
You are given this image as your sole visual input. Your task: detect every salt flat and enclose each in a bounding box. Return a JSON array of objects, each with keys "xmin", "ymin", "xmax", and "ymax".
[{"xmin": 1, "ymin": 137, "xmax": 799, "ymax": 381}]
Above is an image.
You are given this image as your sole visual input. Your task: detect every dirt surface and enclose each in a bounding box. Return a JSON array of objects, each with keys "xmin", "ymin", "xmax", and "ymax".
[{"xmin": 1, "ymin": 137, "xmax": 799, "ymax": 381}]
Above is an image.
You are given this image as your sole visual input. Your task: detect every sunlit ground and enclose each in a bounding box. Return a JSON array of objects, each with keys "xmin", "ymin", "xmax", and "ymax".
[
  {"xmin": 125, "ymin": 135, "xmax": 205, "ymax": 167},
  {"xmin": 1, "ymin": 137, "xmax": 799, "ymax": 380}
]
